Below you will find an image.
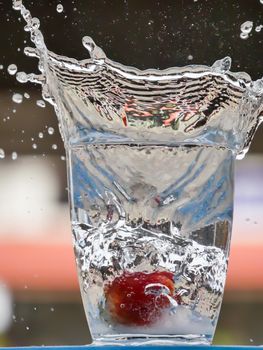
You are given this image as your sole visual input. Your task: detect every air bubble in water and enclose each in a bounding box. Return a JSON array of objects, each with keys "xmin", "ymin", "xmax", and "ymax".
[
  {"xmin": 240, "ymin": 21, "xmax": 253, "ymax": 35},
  {"xmin": 12, "ymin": 93, "xmax": 23, "ymax": 104},
  {"xmin": 11, "ymin": 152, "xmax": 18, "ymax": 160},
  {"xmin": 56, "ymin": 4, "xmax": 64, "ymax": 13},
  {"xmin": 8, "ymin": 64, "xmax": 17, "ymax": 75},
  {"xmin": 48, "ymin": 127, "xmax": 54, "ymax": 135},
  {"xmin": 36, "ymin": 99, "xmax": 46, "ymax": 108},
  {"xmin": 0, "ymin": 149, "xmax": 5, "ymax": 159},
  {"xmin": 52, "ymin": 144, "xmax": 58, "ymax": 150}
]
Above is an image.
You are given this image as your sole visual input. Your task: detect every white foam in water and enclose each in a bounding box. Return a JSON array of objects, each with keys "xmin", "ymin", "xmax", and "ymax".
[{"xmin": 12, "ymin": 0, "xmax": 263, "ymax": 345}]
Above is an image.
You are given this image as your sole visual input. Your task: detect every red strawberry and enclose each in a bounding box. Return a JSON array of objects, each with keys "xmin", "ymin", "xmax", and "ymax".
[{"xmin": 105, "ymin": 271, "xmax": 181, "ymax": 326}]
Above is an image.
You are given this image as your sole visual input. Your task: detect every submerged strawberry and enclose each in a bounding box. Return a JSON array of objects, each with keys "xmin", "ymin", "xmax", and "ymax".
[{"xmin": 105, "ymin": 271, "xmax": 181, "ymax": 326}]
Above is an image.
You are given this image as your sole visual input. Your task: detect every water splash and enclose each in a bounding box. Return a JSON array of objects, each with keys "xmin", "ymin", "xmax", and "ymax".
[{"xmin": 12, "ymin": 1, "xmax": 263, "ymax": 158}]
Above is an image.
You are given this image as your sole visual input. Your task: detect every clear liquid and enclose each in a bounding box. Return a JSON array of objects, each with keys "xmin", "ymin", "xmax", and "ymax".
[
  {"xmin": 11, "ymin": 1, "xmax": 262, "ymax": 344},
  {"xmin": 70, "ymin": 144, "xmax": 233, "ymax": 344}
]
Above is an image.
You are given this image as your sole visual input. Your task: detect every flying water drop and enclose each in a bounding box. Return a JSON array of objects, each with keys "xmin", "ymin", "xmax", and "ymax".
[
  {"xmin": 56, "ymin": 4, "xmax": 64, "ymax": 13},
  {"xmin": 7, "ymin": 64, "xmax": 17, "ymax": 75},
  {"xmin": 48, "ymin": 127, "xmax": 54, "ymax": 135},
  {"xmin": 0, "ymin": 149, "xmax": 5, "ymax": 159},
  {"xmin": 11, "ymin": 152, "xmax": 18, "ymax": 160},
  {"xmin": 12, "ymin": 93, "xmax": 23, "ymax": 104},
  {"xmin": 82, "ymin": 36, "xmax": 106, "ymax": 59},
  {"xmin": 240, "ymin": 21, "xmax": 253, "ymax": 37},
  {"xmin": 36, "ymin": 99, "xmax": 46, "ymax": 108}
]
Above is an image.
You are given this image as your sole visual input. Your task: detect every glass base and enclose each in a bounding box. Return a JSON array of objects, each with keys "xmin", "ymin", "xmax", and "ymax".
[{"xmin": 93, "ymin": 334, "xmax": 212, "ymax": 346}]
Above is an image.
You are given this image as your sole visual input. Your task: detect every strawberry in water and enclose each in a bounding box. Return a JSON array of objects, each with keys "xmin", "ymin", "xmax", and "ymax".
[{"xmin": 105, "ymin": 271, "xmax": 181, "ymax": 326}]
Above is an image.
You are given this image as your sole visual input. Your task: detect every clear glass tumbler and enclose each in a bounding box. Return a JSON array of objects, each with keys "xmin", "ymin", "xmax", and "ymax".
[{"xmin": 46, "ymin": 45, "xmax": 262, "ymax": 345}]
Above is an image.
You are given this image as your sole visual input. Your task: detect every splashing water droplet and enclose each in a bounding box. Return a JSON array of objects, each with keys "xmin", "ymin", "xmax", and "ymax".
[
  {"xmin": 56, "ymin": 4, "xmax": 64, "ymax": 13},
  {"xmin": 255, "ymin": 25, "xmax": 263, "ymax": 33},
  {"xmin": 8, "ymin": 64, "xmax": 17, "ymax": 75},
  {"xmin": 0, "ymin": 149, "xmax": 5, "ymax": 159},
  {"xmin": 82, "ymin": 36, "xmax": 106, "ymax": 59},
  {"xmin": 38, "ymin": 132, "xmax": 44, "ymax": 139},
  {"xmin": 240, "ymin": 32, "xmax": 249, "ymax": 40},
  {"xmin": 12, "ymin": 0, "xmax": 22, "ymax": 10},
  {"xmin": 48, "ymin": 127, "xmax": 54, "ymax": 135},
  {"xmin": 36, "ymin": 99, "xmax": 46, "ymax": 108},
  {"xmin": 24, "ymin": 92, "xmax": 30, "ymax": 99},
  {"xmin": 16, "ymin": 71, "xmax": 28, "ymax": 83},
  {"xmin": 240, "ymin": 21, "xmax": 253, "ymax": 35},
  {"xmin": 12, "ymin": 93, "xmax": 23, "ymax": 104},
  {"xmin": 52, "ymin": 144, "xmax": 58, "ymax": 150},
  {"xmin": 11, "ymin": 152, "xmax": 18, "ymax": 160}
]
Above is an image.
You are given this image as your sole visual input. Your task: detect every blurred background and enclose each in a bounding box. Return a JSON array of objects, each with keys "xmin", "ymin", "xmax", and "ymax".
[{"xmin": 0, "ymin": 0, "xmax": 262, "ymax": 347}]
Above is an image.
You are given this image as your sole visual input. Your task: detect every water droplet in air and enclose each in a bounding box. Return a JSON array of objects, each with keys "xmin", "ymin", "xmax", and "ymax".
[
  {"xmin": 48, "ymin": 127, "xmax": 54, "ymax": 135},
  {"xmin": 52, "ymin": 144, "xmax": 58, "ymax": 150},
  {"xmin": 50, "ymin": 307, "xmax": 55, "ymax": 312},
  {"xmin": 12, "ymin": 0, "xmax": 22, "ymax": 10},
  {"xmin": 32, "ymin": 143, "xmax": 37, "ymax": 149},
  {"xmin": 7, "ymin": 64, "xmax": 17, "ymax": 75},
  {"xmin": 61, "ymin": 155, "xmax": 66, "ymax": 161},
  {"xmin": 187, "ymin": 55, "xmax": 193, "ymax": 61},
  {"xmin": 24, "ymin": 92, "xmax": 30, "ymax": 99},
  {"xmin": 0, "ymin": 65, "xmax": 3, "ymax": 70},
  {"xmin": 11, "ymin": 152, "xmax": 18, "ymax": 160},
  {"xmin": 36, "ymin": 100, "xmax": 46, "ymax": 108},
  {"xmin": 56, "ymin": 4, "xmax": 64, "ymax": 13},
  {"xmin": 12, "ymin": 93, "xmax": 23, "ymax": 104},
  {"xmin": 240, "ymin": 32, "xmax": 249, "ymax": 40},
  {"xmin": 25, "ymin": 326, "xmax": 30, "ymax": 331},
  {"xmin": 240, "ymin": 21, "xmax": 253, "ymax": 35},
  {"xmin": 38, "ymin": 132, "xmax": 44, "ymax": 139},
  {"xmin": 16, "ymin": 71, "xmax": 28, "ymax": 83},
  {"xmin": 82, "ymin": 36, "xmax": 106, "ymax": 59},
  {"xmin": 0, "ymin": 149, "xmax": 5, "ymax": 159},
  {"xmin": 260, "ymin": 0, "xmax": 263, "ymax": 4},
  {"xmin": 255, "ymin": 25, "xmax": 263, "ymax": 33}
]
